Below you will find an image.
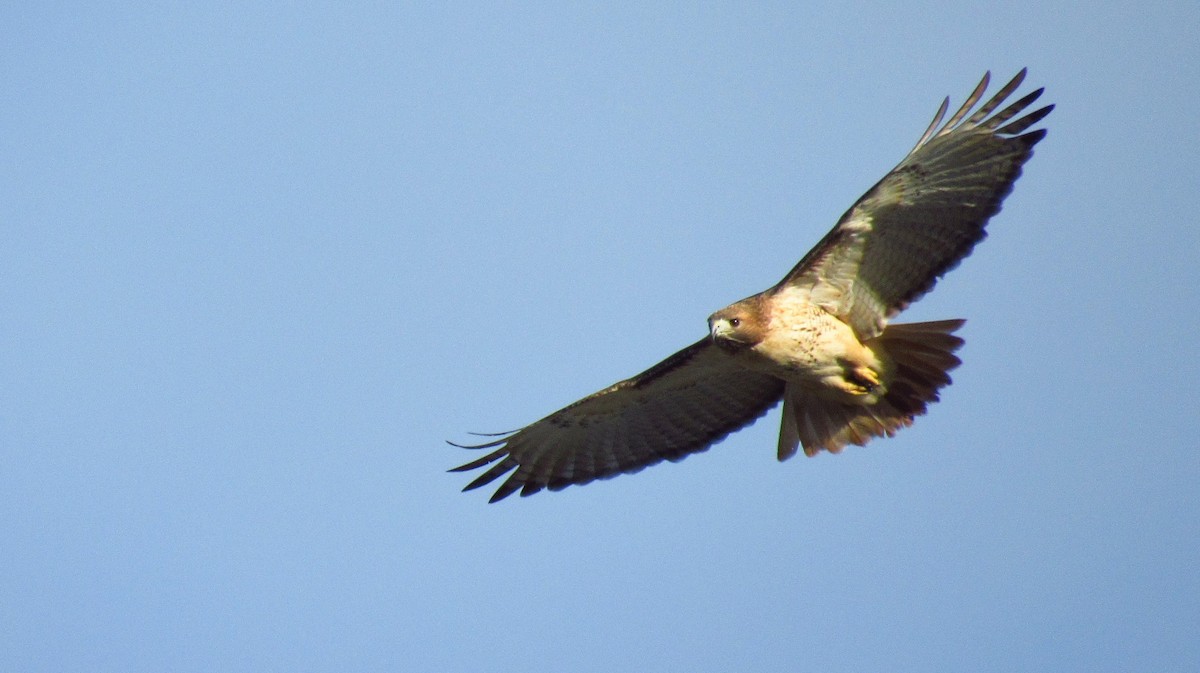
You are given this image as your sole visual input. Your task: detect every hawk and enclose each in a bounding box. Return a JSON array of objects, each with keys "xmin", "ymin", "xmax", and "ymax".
[{"xmin": 452, "ymin": 70, "xmax": 1052, "ymax": 502}]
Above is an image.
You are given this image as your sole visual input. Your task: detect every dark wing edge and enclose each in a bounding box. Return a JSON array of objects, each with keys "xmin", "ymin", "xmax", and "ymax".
[
  {"xmin": 449, "ymin": 338, "xmax": 785, "ymax": 502},
  {"xmin": 772, "ymin": 69, "xmax": 1054, "ymax": 336}
]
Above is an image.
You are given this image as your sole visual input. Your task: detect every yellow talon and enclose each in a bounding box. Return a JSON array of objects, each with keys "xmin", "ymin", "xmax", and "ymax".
[
  {"xmin": 832, "ymin": 377, "xmax": 872, "ymax": 397},
  {"xmin": 852, "ymin": 365, "xmax": 882, "ymax": 390}
]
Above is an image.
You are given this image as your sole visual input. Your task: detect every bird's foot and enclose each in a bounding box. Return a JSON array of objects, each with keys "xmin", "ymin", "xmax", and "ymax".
[{"xmin": 842, "ymin": 365, "xmax": 884, "ymax": 397}]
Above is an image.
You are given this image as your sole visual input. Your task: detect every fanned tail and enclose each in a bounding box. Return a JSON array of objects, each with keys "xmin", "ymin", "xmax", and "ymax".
[{"xmin": 777, "ymin": 319, "xmax": 966, "ymax": 460}]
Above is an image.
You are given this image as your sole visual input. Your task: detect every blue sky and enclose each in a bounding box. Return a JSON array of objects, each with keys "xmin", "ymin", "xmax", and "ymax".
[{"xmin": 3, "ymin": 2, "xmax": 1198, "ymax": 671}]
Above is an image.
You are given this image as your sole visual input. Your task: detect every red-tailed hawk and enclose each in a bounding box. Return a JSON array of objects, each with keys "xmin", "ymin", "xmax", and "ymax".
[{"xmin": 452, "ymin": 70, "xmax": 1052, "ymax": 502}]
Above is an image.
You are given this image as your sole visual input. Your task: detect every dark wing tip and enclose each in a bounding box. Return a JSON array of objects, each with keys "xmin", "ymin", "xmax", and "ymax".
[
  {"xmin": 487, "ymin": 472, "xmax": 526, "ymax": 502},
  {"xmin": 449, "ymin": 432, "xmax": 519, "ymax": 502},
  {"xmin": 448, "ymin": 428, "xmax": 520, "ymax": 443},
  {"xmin": 1018, "ymin": 127, "xmax": 1048, "ymax": 148},
  {"xmin": 460, "ymin": 454, "xmax": 520, "ymax": 495},
  {"xmin": 998, "ymin": 104, "xmax": 1054, "ymax": 137},
  {"xmin": 518, "ymin": 481, "xmax": 545, "ymax": 499},
  {"xmin": 447, "ymin": 450, "xmax": 503, "ymax": 473},
  {"xmin": 909, "ymin": 69, "xmax": 1051, "ymax": 154},
  {"xmin": 446, "ymin": 438, "xmax": 505, "ymax": 451},
  {"xmin": 450, "ymin": 428, "xmax": 554, "ymax": 502},
  {"xmin": 446, "ymin": 428, "xmax": 519, "ymax": 452}
]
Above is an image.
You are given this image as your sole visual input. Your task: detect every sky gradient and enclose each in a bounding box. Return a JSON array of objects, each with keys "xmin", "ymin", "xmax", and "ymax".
[{"xmin": 3, "ymin": 3, "xmax": 1198, "ymax": 672}]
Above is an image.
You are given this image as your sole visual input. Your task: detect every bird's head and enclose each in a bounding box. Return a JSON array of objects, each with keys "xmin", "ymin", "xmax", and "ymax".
[{"xmin": 708, "ymin": 298, "xmax": 767, "ymax": 352}]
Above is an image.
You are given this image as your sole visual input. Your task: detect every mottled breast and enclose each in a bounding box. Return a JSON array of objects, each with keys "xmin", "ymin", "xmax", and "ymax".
[{"xmin": 749, "ymin": 286, "xmax": 875, "ymax": 385}]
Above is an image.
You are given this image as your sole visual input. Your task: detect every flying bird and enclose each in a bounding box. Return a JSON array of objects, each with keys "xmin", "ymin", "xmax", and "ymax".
[{"xmin": 452, "ymin": 69, "xmax": 1052, "ymax": 502}]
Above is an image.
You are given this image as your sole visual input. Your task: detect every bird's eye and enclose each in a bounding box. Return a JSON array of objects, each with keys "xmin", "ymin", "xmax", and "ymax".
[{"xmin": 729, "ymin": 318, "xmax": 741, "ymax": 328}]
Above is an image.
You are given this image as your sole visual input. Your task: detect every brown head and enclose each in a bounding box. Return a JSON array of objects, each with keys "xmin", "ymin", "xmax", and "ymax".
[{"xmin": 707, "ymin": 295, "xmax": 768, "ymax": 352}]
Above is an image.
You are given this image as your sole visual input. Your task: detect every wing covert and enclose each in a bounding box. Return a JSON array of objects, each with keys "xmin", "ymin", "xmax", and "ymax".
[{"xmin": 450, "ymin": 338, "xmax": 784, "ymax": 502}]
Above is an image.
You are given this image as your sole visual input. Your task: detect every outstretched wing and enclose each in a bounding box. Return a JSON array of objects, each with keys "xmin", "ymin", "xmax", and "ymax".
[
  {"xmin": 777, "ymin": 69, "xmax": 1053, "ymax": 339},
  {"xmin": 450, "ymin": 339, "xmax": 784, "ymax": 502}
]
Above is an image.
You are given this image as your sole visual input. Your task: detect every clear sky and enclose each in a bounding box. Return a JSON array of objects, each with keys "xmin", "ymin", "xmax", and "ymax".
[{"xmin": 3, "ymin": 2, "xmax": 1197, "ymax": 672}]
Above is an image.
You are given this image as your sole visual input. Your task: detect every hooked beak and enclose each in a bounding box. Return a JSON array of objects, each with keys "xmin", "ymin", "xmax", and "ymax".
[{"xmin": 709, "ymin": 318, "xmax": 733, "ymax": 342}]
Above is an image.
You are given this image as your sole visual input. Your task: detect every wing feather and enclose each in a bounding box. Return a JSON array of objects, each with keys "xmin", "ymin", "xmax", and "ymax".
[
  {"xmin": 775, "ymin": 69, "xmax": 1053, "ymax": 338},
  {"xmin": 450, "ymin": 338, "xmax": 785, "ymax": 502},
  {"xmin": 932, "ymin": 72, "xmax": 990, "ymax": 137}
]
